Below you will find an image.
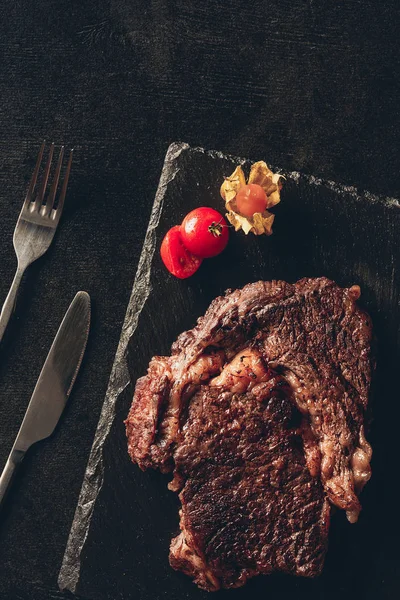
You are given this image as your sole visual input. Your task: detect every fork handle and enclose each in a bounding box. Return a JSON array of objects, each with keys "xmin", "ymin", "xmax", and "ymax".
[{"xmin": 0, "ymin": 267, "xmax": 25, "ymax": 343}]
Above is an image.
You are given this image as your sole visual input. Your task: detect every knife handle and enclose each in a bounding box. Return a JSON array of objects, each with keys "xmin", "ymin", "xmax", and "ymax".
[{"xmin": 0, "ymin": 448, "xmax": 24, "ymax": 509}]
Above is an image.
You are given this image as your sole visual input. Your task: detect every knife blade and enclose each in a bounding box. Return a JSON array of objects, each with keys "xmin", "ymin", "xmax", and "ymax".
[{"xmin": 0, "ymin": 291, "xmax": 90, "ymax": 509}]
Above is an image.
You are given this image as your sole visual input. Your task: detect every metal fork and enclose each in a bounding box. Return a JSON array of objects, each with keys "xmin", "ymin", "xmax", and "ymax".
[{"xmin": 0, "ymin": 141, "xmax": 73, "ymax": 343}]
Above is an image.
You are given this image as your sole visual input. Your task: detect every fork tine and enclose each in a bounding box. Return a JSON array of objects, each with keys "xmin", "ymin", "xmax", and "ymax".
[
  {"xmin": 53, "ymin": 149, "xmax": 73, "ymax": 220},
  {"xmin": 23, "ymin": 141, "xmax": 46, "ymax": 209},
  {"xmin": 34, "ymin": 142, "xmax": 54, "ymax": 210},
  {"xmin": 42, "ymin": 146, "xmax": 64, "ymax": 216}
]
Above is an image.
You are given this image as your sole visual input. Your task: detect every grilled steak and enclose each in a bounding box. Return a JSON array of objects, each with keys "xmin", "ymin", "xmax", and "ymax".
[{"xmin": 126, "ymin": 277, "xmax": 373, "ymax": 591}]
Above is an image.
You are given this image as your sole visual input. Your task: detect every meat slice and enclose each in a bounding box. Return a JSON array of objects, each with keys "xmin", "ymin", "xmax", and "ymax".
[
  {"xmin": 125, "ymin": 277, "xmax": 373, "ymax": 590},
  {"xmin": 170, "ymin": 380, "xmax": 330, "ymax": 590}
]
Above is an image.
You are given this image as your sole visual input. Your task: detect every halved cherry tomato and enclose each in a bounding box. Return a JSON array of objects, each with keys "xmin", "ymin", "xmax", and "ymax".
[
  {"xmin": 160, "ymin": 225, "xmax": 202, "ymax": 279},
  {"xmin": 181, "ymin": 207, "xmax": 229, "ymax": 259},
  {"xmin": 236, "ymin": 183, "xmax": 267, "ymax": 217}
]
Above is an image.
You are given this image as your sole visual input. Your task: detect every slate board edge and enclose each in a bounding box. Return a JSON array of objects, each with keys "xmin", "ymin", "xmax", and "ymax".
[
  {"xmin": 57, "ymin": 141, "xmax": 189, "ymax": 593},
  {"xmin": 57, "ymin": 141, "xmax": 400, "ymax": 594}
]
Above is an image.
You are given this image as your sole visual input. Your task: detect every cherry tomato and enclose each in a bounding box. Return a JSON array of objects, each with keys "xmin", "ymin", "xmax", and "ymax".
[
  {"xmin": 236, "ymin": 184, "xmax": 267, "ymax": 217},
  {"xmin": 160, "ymin": 225, "xmax": 202, "ymax": 279},
  {"xmin": 181, "ymin": 207, "xmax": 229, "ymax": 259}
]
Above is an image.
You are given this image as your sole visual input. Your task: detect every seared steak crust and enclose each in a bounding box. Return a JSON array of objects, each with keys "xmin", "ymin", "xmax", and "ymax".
[
  {"xmin": 125, "ymin": 277, "xmax": 373, "ymax": 590},
  {"xmin": 170, "ymin": 385, "xmax": 330, "ymax": 590}
]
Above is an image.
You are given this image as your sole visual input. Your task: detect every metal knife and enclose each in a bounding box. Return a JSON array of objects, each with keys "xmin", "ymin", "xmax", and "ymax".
[{"xmin": 0, "ymin": 291, "xmax": 90, "ymax": 509}]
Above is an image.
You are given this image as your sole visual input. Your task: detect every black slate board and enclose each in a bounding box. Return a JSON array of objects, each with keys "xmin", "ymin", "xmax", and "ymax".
[{"xmin": 59, "ymin": 143, "xmax": 400, "ymax": 600}]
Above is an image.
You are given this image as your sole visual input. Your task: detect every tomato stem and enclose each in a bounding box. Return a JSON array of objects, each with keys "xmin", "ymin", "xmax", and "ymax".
[{"xmin": 208, "ymin": 221, "xmax": 224, "ymax": 237}]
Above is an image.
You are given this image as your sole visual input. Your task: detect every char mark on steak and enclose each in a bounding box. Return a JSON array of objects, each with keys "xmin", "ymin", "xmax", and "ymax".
[{"xmin": 125, "ymin": 277, "xmax": 373, "ymax": 590}]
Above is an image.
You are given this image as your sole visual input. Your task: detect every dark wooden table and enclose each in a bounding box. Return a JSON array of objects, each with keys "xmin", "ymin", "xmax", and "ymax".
[{"xmin": 0, "ymin": 1, "xmax": 398, "ymax": 599}]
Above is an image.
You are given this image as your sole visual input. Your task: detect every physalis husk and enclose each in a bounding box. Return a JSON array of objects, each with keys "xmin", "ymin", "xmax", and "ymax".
[{"xmin": 220, "ymin": 161, "xmax": 283, "ymax": 235}]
